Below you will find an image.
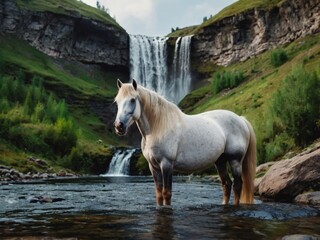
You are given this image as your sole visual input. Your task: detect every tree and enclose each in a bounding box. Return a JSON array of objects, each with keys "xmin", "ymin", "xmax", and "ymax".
[
  {"xmin": 270, "ymin": 67, "xmax": 320, "ymax": 145},
  {"xmin": 96, "ymin": 1, "xmax": 101, "ymax": 9}
]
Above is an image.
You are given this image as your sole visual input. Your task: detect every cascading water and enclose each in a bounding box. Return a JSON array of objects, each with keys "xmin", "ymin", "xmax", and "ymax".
[
  {"xmin": 171, "ymin": 35, "xmax": 193, "ymax": 103},
  {"xmin": 129, "ymin": 34, "xmax": 193, "ymax": 103},
  {"xmin": 129, "ymin": 35, "xmax": 169, "ymax": 98},
  {"xmin": 103, "ymin": 149, "xmax": 136, "ymax": 176}
]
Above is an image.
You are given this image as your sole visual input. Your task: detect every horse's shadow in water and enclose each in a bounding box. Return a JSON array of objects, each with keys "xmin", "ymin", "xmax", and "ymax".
[{"xmin": 151, "ymin": 207, "xmax": 175, "ymax": 239}]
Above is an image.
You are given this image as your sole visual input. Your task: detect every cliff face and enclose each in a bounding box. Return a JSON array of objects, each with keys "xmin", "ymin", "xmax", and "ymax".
[
  {"xmin": 192, "ymin": 0, "xmax": 320, "ymax": 66},
  {"xmin": 0, "ymin": 0, "xmax": 129, "ymax": 70}
]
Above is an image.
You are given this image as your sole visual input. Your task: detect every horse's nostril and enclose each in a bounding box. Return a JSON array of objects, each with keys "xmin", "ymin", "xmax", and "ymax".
[{"xmin": 115, "ymin": 121, "xmax": 124, "ymax": 130}]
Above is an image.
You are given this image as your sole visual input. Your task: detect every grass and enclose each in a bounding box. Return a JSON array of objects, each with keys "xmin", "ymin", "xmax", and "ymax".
[
  {"xmin": 169, "ymin": 0, "xmax": 284, "ymax": 37},
  {"xmin": 206, "ymin": 0, "xmax": 283, "ymax": 24},
  {"xmin": 180, "ymin": 34, "xmax": 320, "ymax": 163},
  {"xmin": 0, "ymin": 35, "xmax": 125, "ymax": 172},
  {"xmin": 183, "ymin": 34, "xmax": 320, "ymax": 113},
  {"xmin": 167, "ymin": 26, "xmax": 197, "ymax": 38},
  {"xmin": 0, "ymin": 36, "xmax": 117, "ymax": 98},
  {"xmin": 16, "ymin": 0, "xmax": 124, "ymax": 31}
]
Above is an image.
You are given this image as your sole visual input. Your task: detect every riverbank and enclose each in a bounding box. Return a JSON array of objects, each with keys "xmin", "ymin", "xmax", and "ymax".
[{"xmin": 0, "ymin": 165, "xmax": 77, "ymax": 184}]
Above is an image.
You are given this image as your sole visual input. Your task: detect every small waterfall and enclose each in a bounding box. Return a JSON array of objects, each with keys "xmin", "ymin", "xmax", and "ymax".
[
  {"xmin": 129, "ymin": 35, "xmax": 193, "ymax": 103},
  {"xmin": 103, "ymin": 149, "xmax": 136, "ymax": 176}
]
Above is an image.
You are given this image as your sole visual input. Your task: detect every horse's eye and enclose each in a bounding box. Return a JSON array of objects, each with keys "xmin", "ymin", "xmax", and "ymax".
[{"xmin": 130, "ymin": 98, "xmax": 135, "ymax": 104}]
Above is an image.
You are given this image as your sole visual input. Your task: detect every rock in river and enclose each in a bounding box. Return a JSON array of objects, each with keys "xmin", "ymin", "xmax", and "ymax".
[
  {"xmin": 295, "ymin": 191, "xmax": 320, "ymax": 206},
  {"xmin": 258, "ymin": 146, "xmax": 320, "ymax": 202}
]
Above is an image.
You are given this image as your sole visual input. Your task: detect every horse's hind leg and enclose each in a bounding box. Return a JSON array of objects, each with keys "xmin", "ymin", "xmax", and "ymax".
[
  {"xmin": 229, "ymin": 159, "xmax": 243, "ymax": 205},
  {"xmin": 215, "ymin": 157, "xmax": 232, "ymax": 205}
]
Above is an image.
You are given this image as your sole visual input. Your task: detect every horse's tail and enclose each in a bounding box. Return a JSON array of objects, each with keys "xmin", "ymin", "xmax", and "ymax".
[{"xmin": 240, "ymin": 117, "xmax": 257, "ymax": 204}]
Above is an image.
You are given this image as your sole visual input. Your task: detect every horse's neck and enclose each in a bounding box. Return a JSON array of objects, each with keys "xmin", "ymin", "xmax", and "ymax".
[{"xmin": 136, "ymin": 88, "xmax": 181, "ymax": 141}]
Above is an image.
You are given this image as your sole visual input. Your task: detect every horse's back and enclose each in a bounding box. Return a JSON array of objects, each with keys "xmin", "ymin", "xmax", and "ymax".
[{"xmin": 174, "ymin": 112, "xmax": 226, "ymax": 172}]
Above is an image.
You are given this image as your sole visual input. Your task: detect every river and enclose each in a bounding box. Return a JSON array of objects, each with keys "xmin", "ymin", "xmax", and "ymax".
[{"xmin": 1, "ymin": 176, "xmax": 319, "ymax": 239}]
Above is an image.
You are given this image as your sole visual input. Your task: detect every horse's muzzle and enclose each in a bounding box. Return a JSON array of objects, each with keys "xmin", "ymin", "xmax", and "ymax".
[{"xmin": 114, "ymin": 121, "xmax": 126, "ymax": 136}]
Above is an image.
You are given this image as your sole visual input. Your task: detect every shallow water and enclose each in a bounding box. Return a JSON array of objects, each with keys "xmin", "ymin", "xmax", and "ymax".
[{"xmin": 0, "ymin": 176, "xmax": 319, "ymax": 239}]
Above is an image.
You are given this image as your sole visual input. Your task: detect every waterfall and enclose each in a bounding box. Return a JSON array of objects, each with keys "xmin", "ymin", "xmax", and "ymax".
[
  {"xmin": 129, "ymin": 35, "xmax": 169, "ymax": 98},
  {"xmin": 103, "ymin": 149, "xmax": 136, "ymax": 176},
  {"xmin": 129, "ymin": 35, "xmax": 192, "ymax": 103},
  {"xmin": 171, "ymin": 35, "xmax": 193, "ymax": 103}
]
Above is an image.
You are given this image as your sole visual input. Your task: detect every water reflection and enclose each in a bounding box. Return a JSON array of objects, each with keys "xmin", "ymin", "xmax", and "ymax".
[
  {"xmin": 151, "ymin": 208, "xmax": 175, "ymax": 239},
  {"xmin": 0, "ymin": 177, "xmax": 319, "ymax": 239}
]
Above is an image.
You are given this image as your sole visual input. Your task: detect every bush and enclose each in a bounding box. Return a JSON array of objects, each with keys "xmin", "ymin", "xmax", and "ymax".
[
  {"xmin": 44, "ymin": 118, "xmax": 78, "ymax": 157},
  {"xmin": 212, "ymin": 70, "xmax": 245, "ymax": 94},
  {"xmin": 270, "ymin": 48, "xmax": 288, "ymax": 67},
  {"xmin": 264, "ymin": 133, "xmax": 295, "ymax": 162},
  {"xmin": 270, "ymin": 67, "xmax": 320, "ymax": 146},
  {"xmin": 0, "ymin": 72, "xmax": 79, "ymax": 158}
]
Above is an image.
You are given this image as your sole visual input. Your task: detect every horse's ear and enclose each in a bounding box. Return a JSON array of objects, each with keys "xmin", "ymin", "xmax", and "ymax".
[
  {"xmin": 132, "ymin": 79, "xmax": 137, "ymax": 91},
  {"xmin": 117, "ymin": 79, "xmax": 123, "ymax": 89}
]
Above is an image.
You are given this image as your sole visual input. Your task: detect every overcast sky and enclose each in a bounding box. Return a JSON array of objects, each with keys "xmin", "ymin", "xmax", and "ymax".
[{"xmin": 81, "ymin": 0, "xmax": 237, "ymax": 36}]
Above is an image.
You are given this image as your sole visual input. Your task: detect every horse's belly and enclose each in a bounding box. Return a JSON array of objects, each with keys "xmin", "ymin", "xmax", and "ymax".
[
  {"xmin": 174, "ymin": 118, "xmax": 225, "ymax": 173},
  {"xmin": 174, "ymin": 151, "xmax": 221, "ymax": 173}
]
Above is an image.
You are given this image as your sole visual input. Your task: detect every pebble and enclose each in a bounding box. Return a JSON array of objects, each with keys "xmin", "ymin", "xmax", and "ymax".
[
  {"xmin": 29, "ymin": 196, "xmax": 66, "ymax": 204},
  {"xmin": 0, "ymin": 165, "xmax": 77, "ymax": 183}
]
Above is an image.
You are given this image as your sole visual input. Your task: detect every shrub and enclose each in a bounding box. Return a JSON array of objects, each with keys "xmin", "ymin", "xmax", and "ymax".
[
  {"xmin": 270, "ymin": 48, "xmax": 288, "ymax": 67},
  {"xmin": 212, "ymin": 70, "xmax": 245, "ymax": 94},
  {"xmin": 270, "ymin": 67, "xmax": 320, "ymax": 146},
  {"xmin": 0, "ymin": 72, "xmax": 78, "ymax": 158},
  {"xmin": 264, "ymin": 133, "xmax": 295, "ymax": 162},
  {"xmin": 44, "ymin": 118, "xmax": 78, "ymax": 157}
]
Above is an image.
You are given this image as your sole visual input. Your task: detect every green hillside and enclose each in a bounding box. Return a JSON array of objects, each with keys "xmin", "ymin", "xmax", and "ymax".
[
  {"xmin": 0, "ymin": 35, "xmax": 126, "ymax": 174},
  {"xmin": 1, "ymin": 0, "xmax": 319, "ymax": 175},
  {"xmin": 180, "ymin": 34, "xmax": 320, "ymax": 164},
  {"xmin": 16, "ymin": 0, "xmax": 124, "ymax": 31},
  {"xmin": 169, "ymin": 0, "xmax": 284, "ymax": 37}
]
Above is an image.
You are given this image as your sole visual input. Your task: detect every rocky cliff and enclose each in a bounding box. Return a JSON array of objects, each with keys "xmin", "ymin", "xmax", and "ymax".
[
  {"xmin": 192, "ymin": 0, "xmax": 320, "ymax": 67},
  {"xmin": 0, "ymin": 0, "xmax": 129, "ymax": 70}
]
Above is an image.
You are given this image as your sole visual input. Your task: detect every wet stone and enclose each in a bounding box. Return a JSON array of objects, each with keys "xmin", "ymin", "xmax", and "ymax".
[
  {"xmin": 29, "ymin": 196, "xmax": 66, "ymax": 204},
  {"xmin": 282, "ymin": 234, "xmax": 320, "ymax": 240},
  {"xmin": 232, "ymin": 203, "xmax": 319, "ymax": 220}
]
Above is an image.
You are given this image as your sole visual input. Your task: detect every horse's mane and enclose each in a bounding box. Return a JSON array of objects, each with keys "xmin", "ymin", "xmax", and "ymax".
[
  {"xmin": 116, "ymin": 84, "xmax": 183, "ymax": 140},
  {"xmin": 138, "ymin": 86, "xmax": 183, "ymax": 139}
]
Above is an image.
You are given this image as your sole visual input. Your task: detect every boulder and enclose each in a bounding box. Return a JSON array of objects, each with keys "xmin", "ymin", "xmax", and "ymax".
[
  {"xmin": 28, "ymin": 156, "xmax": 49, "ymax": 168},
  {"xmin": 254, "ymin": 177, "xmax": 263, "ymax": 195},
  {"xmin": 282, "ymin": 234, "xmax": 320, "ymax": 240},
  {"xmin": 256, "ymin": 161, "xmax": 276, "ymax": 175},
  {"xmin": 294, "ymin": 191, "xmax": 320, "ymax": 206},
  {"xmin": 258, "ymin": 147, "xmax": 320, "ymax": 202}
]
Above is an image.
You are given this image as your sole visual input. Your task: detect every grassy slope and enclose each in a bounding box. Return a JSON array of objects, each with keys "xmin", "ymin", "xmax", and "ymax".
[
  {"xmin": 0, "ymin": 0, "xmax": 126, "ymax": 173},
  {"xmin": 0, "ymin": 37, "xmax": 117, "ymax": 97},
  {"xmin": 0, "ymin": 35, "xmax": 125, "ymax": 171},
  {"xmin": 180, "ymin": 34, "xmax": 320, "ymax": 162},
  {"xmin": 168, "ymin": 0, "xmax": 284, "ymax": 37},
  {"xmin": 16, "ymin": 0, "xmax": 124, "ymax": 31}
]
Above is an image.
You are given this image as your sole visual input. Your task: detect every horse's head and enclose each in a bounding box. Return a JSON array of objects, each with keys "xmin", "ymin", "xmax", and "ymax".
[{"xmin": 114, "ymin": 79, "xmax": 141, "ymax": 136}]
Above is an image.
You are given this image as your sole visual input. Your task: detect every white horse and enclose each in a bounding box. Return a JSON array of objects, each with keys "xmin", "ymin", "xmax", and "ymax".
[{"xmin": 114, "ymin": 79, "xmax": 256, "ymax": 206}]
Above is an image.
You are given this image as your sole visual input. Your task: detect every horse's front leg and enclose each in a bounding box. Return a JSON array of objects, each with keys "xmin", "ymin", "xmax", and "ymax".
[
  {"xmin": 160, "ymin": 158, "xmax": 173, "ymax": 206},
  {"xmin": 149, "ymin": 163, "xmax": 164, "ymax": 206}
]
